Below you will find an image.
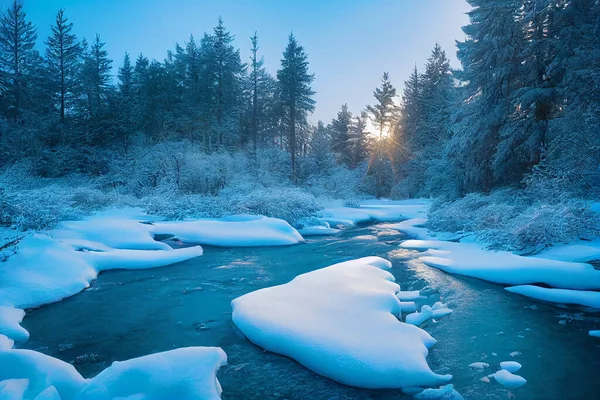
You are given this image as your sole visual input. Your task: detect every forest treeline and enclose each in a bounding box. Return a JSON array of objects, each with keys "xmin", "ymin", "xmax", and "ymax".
[{"xmin": 0, "ymin": 0, "xmax": 598, "ymax": 201}]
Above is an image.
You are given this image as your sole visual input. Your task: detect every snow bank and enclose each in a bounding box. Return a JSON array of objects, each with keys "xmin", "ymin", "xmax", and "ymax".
[
  {"xmin": 0, "ymin": 234, "xmax": 203, "ymax": 342},
  {"xmin": 505, "ymin": 285, "xmax": 600, "ymax": 309},
  {"xmin": 318, "ymin": 199, "xmax": 429, "ymax": 228},
  {"xmin": 152, "ymin": 216, "xmax": 304, "ymax": 247},
  {"xmin": 494, "ymin": 369, "xmax": 527, "ymax": 389},
  {"xmin": 77, "ymin": 347, "xmax": 227, "ymax": 400},
  {"xmin": 0, "ymin": 335, "xmax": 14, "ymax": 350},
  {"xmin": 0, "ymin": 346, "xmax": 227, "ymax": 400},
  {"xmin": 535, "ymin": 239, "xmax": 600, "ymax": 263},
  {"xmin": 397, "ymin": 290, "xmax": 422, "ymax": 301},
  {"xmin": 406, "ymin": 305, "xmax": 434, "ymax": 326},
  {"xmin": 231, "ymin": 256, "xmax": 451, "ymax": 389},
  {"xmin": 298, "ymin": 226, "xmax": 341, "ymax": 236},
  {"xmin": 0, "ymin": 307, "xmax": 28, "ymax": 343},
  {"xmin": 401, "ymin": 240, "xmax": 600, "ymax": 290},
  {"xmin": 590, "ymin": 331, "xmax": 600, "ymax": 338},
  {"xmin": 385, "ymin": 218, "xmax": 430, "ymax": 240}
]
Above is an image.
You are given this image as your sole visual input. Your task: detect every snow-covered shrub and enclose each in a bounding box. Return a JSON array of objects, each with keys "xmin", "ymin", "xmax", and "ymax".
[
  {"xmin": 304, "ymin": 165, "xmax": 362, "ymax": 200},
  {"xmin": 179, "ymin": 151, "xmax": 243, "ymax": 195}
]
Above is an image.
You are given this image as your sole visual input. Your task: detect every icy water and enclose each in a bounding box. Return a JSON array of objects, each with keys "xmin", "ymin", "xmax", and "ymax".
[{"xmin": 23, "ymin": 224, "xmax": 600, "ymax": 400}]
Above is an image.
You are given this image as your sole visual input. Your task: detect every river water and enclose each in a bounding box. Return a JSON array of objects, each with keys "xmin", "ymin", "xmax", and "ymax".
[{"xmin": 22, "ymin": 224, "xmax": 600, "ymax": 399}]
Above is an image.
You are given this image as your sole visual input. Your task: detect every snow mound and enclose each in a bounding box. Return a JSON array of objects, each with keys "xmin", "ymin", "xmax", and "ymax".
[
  {"xmin": 401, "ymin": 240, "xmax": 600, "ymax": 290},
  {"xmin": 77, "ymin": 347, "xmax": 227, "ymax": 400},
  {"xmin": 397, "ymin": 290, "xmax": 422, "ymax": 301},
  {"xmin": 54, "ymin": 219, "xmax": 170, "ymax": 251},
  {"xmin": 152, "ymin": 216, "xmax": 304, "ymax": 247},
  {"xmin": 318, "ymin": 199, "xmax": 429, "ymax": 228},
  {"xmin": 400, "ymin": 301, "xmax": 417, "ymax": 313},
  {"xmin": 0, "ymin": 346, "xmax": 227, "ymax": 400},
  {"xmin": 432, "ymin": 308, "xmax": 453, "ymax": 318},
  {"xmin": 535, "ymin": 239, "xmax": 600, "ymax": 263},
  {"xmin": 231, "ymin": 256, "xmax": 451, "ymax": 389},
  {"xmin": 505, "ymin": 285, "xmax": 600, "ymax": 309},
  {"xmin": 500, "ymin": 361, "xmax": 522, "ymax": 373},
  {"xmin": 589, "ymin": 331, "xmax": 600, "ymax": 338},
  {"xmin": 468, "ymin": 362, "xmax": 489, "ymax": 370},
  {"xmin": 0, "ymin": 307, "xmax": 29, "ymax": 343},
  {"xmin": 0, "ymin": 335, "xmax": 14, "ymax": 350},
  {"xmin": 385, "ymin": 218, "xmax": 430, "ymax": 240},
  {"xmin": 493, "ymin": 369, "xmax": 527, "ymax": 389}
]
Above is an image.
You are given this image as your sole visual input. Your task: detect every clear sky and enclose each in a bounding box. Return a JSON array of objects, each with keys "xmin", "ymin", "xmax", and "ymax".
[{"xmin": 6, "ymin": 0, "xmax": 471, "ymax": 123}]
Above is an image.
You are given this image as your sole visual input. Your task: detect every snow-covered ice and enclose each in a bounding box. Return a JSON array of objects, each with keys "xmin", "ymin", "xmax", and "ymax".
[
  {"xmin": 152, "ymin": 215, "xmax": 304, "ymax": 247},
  {"xmin": 231, "ymin": 256, "xmax": 451, "ymax": 389},
  {"xmin": 0, "ymin": 345, "xmax": 227, "ymax": 400},
  {"xmin": 0, "ymin": 335, "xmax": 14, "ymax": 350},
  {"xmin": 413, "ymin": 384, "xmax": 464, "ymax": 399},
  {"xmin": 505, "ymin": 285, "xmax": 600, "ymax": 309},
  {"xmin": 397, "ymin": 290, "xmax": 422, "ymax": 301},
  {"xmin": 298, "ymin": 226, "xmax": 341, "ymax": 236},
  {"xmin": 400, "ymin": 301, "xmax": 417, "ymax": 313},
  {"xmin": 500, "ymin": 361, "xmax": 522, "ymax": 373},
  {"xmin": 535, "ymin": 239, "xmax": 600, "ymax": 263},
  {"xmin": 0, "ymin": 306, "xmax": 28, "ymax": 343},
  {"xmin": 405, "ymin": 305, "xmax": 434, "ymax": 326},
  {"xmin": 401, "ymin": 240, "xmax": 600, "ymax": 290},
  {"xmin": 493, "ymin": 369, "xmax": 527, "ymax": 389},
  {"xmin": 385, "ymin": 218, "xmax": 430, "ymax": 240},
  {"xmin": 468, "ymin": 362, "xmax": 489, "ymax": 370},
  {"xmin": 590, "ymin": 331, "xmax": 600, "ymax": 338},
  {"xmin": 317, "ymin": 199, "xmax": 429, "ymax": 228}
]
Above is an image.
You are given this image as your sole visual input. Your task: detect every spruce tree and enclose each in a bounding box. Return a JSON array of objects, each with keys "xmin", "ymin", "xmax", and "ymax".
[
  {"xmin": 0, "ymin": 0, "xmax": 37, "ymax": 119},
  {"xmin": 45, "ymin": 9, "xmax": 81, "ymax": 122},
  {"xmin": 366, "ymin": 72, "xmax": 399, "ymax": 139},
  {"xmin": 248, "ymin": 31, "xmax": 271, "ymax": 153},
  {"xmin": 81, "ymin": 34, "xmax": 112, "ymax": 118},
  {"xmin": 330, "ymin": 103, "xmax": 352, "ymax": 165},
  {"xmin": 277, "ymin": 33, "xmax": 315, "ymax": 175}
]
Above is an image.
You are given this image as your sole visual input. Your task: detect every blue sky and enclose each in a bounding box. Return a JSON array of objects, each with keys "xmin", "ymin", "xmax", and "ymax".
[{"xmin": 8, "ymin": 0, "xmax": 470, "ymax": 123}]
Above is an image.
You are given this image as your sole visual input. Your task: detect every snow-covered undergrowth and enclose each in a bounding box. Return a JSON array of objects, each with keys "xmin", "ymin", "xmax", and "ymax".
[
  {"xmin": 505, "ymin": 285, "xmax": 600, "ymax": 308},
  {"xmin": 0, "ymin": 339, "xmax": 227, "ymax": 400},
  {"xmin": 427, "ymin": 190, "xmax": 600, "ymax": 252},
  {"xmin": 232, "ymin": 256, "xmax": 452, "ymax": 389}
]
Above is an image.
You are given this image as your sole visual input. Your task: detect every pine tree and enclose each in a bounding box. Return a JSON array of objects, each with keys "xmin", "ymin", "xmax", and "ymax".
[
  {"xmin": 330, "ymin": 103, "xmax": 352, "ymax": 165},
  {"xmin": 81, "ymin": 34, "xmax": 112, "ymax": 118},
  {"xmin": 248, "ymin": 31, "xmax": 271, "ymax": 153},
  {"xmin": 0, "ymin": 0, "xmax": 37, "ymax": 119},
  {"xmin": 346, "ymin": 112, "xmax": 369, "ymax": 168},
  {"xmin": 366, "ymin": 72, "xmax": 399, "ymax": 139},
  {"xmin": 117, "ymin": 52, "xmax": 134, "ymax": 150},
  {"xmin": 45, "ymin": 9, "xmax": 81, "ymax": 122},
  {"xmin": 397, "ymin": 66, "xmax": 422, "ymax": 155},
  {"xmin": 277, "ymin": 33, "xmax": 315, "ymax": 175}
]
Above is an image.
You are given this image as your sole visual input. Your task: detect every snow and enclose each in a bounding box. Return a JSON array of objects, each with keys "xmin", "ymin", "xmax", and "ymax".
[
  {"xmin": 0, "ymin": 335, "xmax": 14, "ymax": 351},
  {"xmin": 298, "ymin": 226, "xmax": 341, "ymax": 236},
  {"xmin": 432, "ymin": 308, "xmax": 453, "ymax": 318},
  {"xmin": 401, "ymin": 240, "xmax": 600, "ymax": 290},
  {"xmin": 231, "ymin": 256, "xmax": 451, "ymax": 389},
  {"xmin": 590, "ymin": 331, "xmax": 600, "ymax": 338},
  {"xmin": 151, "ymin": 216, "xmax": 304, "ymax": 247},
  {"xmin": 317, "ymin": 199, "xmax": 429, "ymax": 228},
  {"xmin": 82, "ymin": 245, "xmax": 203, "ymax": 272},
  {"xmin": 468, "ymin": 362, "xmax": 489, "ymax": 370},
  {"xmin": 400, "ymin": 301, "xmax": 417, "ymax": 313},
  {"xmin": 500, "ymin": 361, "xmax": 522, "ymax": 373},
  {"xmin": 0, "ymin": 307, "xmax": 28, "ymax": 343},
  {"xmin": 493, "ymin": 369, "xmax": 527, "ymax": 389},
  {"xmin": 505, "ymin": 285, "xmax": 600, "ymax": 309},
  {"xmin": 535, "ymin": 239, "xmax": 600, "ymax": 263},
  {"xmin": 413, "ymin": 384, "xmax": 464, "ymax": 399},
  {"xmin": 77, "ymin": 347, "xmax": 227, "ymax": 400},
  {"xmin": 0, "ymin": 346, "xmax": 227, "ymax": 400},
  {"xmin": 385, "ymin": 218, "xmax": 430, "ymax": 240},
  {"xmin": 406, "ymin": 305, "xmax": 434, "ymax": 326},
  {"xmin": 397, "ymin": 290, "xmax": 423, "ymax": 301}
]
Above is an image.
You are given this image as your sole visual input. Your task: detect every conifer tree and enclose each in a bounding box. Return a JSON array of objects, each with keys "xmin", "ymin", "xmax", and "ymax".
[{"xmin": 366, "ymin": 72, "xmax": 399, "ymax": 139}]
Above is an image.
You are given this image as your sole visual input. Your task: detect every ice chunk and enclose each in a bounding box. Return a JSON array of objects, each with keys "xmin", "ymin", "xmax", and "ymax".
[
  {"xmin": 0, "ymin": 306, "xmax": 28, "ymax": 343},
  {"xmin": 414, "ymin": 384, "xmax": 464, "ymax": 399},
  {"xmin": 432, "ymin": 308, "xmax": 453, "ymax": 318},
  {"xmin": 397, "ymin": 290, "xmax": 422, "ymax": 301},
  {"xmin": 82, "ymin": 245, "xmax": 203, "ymax": 272},
  {"xmin": 505, "ymin": 285, "xmax": 600, "ymax": 309},
  {"xmin": 590, "ymin": 331, "xmax": 600, "ymax": 337},
  {"xmin": 232, "ymin": 256, "xmax": 451, "ymax": 389},
  {"xmin": 401, "ymin": 240, "xmax": 600, "ymax": 290},
  {"xmin": 400, "ymin": 301, "xmax": 417, "ymax": 313},
  {"xmin": 500, "ymin": 361, "xmax": 522, "ymax": 373},
  {"xmin": 432, "ymin": 302, "xmax": 447, "ymax": 310},
  {"xmin": 76, "ymin": 347, "xmax": 227, "ymax": 399},
  {"xmin": 494, "ymin": 369, "xmax": 527, "ymax": 389},
  {"xmin": 386, "ymin": 218, "xmax": 430, "ymax": 240},
  {"xmin": 468, "ymin": 362, "xmax": 489, "ymax": 370},
  {"xmin": 34, "ymin": 386, "xmax": 61, "ymax": 400},
  {"xmin": 405, "ymin": 305, "xmax": 434, "ymax": 326},
  {"xmin": 317, "ymin": 200, "xmax": 430, "ymax": 228},
  {"xmin": 152, "ymin": 216, "xmax": 304, "ymax": 247}
]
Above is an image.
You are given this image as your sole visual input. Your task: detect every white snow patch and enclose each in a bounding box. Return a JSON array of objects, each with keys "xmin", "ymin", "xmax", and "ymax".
[
  {"xmin": 152, "ymin": 216, "xmax": 304, "ymax": 247},
  {"xmin": 231, "ymin": 256, "xmax": 451, "ymax": 389},
  {"xmin": 505, "ymin": 285, "xmax": 600, "ymax": 309},
  {"xmin": 494, "ymin": 369, "xmax": 527, "ymax": 389},
  {"xmin": 589, "ymin": 331, "xmax": 600, "ymax": 337},
  {"xmin": 400, "ymin": 301, "xmax": 417, "ymax": 313},
  {"xmin": 0, "ymin": 335, "xmax": 14, "ymax": 351},
  {"xmin": 298, "ymin": 226, "xmax": 341, "ymax": 236},
  {"xmin": 317, "ymin": 199, "xmax": 430, "ymax": 228},
  {"xmin": 397, "ymin": 290, "xmax": 423, "ymax": 301},
  {"xmin": 432, "ymin": 308, "xmax": 453, "ymax": 318},
  {"xmin": 385, "ymin": 218, "xmax": 430, "ymax": 240},
  {"xmin": 500, "ymin": 361, "xmax": 522, "ymax": 373},
  {"xmin": 535, "ymin": 239, "xmax": 600, "ymax": 263},
  {"xmin": 406, "ymin": 305, "xmax": 434, "ymax": 326},
  {"xmin": 401, "ymin": 240, "xmax": 600, "ymax": 290},
  {"xmin": 0, "ymin": 307, "xmax": 28, "ymax": 343}
]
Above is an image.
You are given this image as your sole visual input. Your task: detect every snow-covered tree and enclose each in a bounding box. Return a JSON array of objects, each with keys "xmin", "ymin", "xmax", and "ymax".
[{"xmin": 366, "ymin": 72, "xmax": 399, "ymax": 139}]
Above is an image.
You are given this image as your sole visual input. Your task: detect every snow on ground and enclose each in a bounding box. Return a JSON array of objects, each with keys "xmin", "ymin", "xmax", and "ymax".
[
  {"xmin": 317, "ymin": 199, "xmax": 430, "ymax": 228},
  {"xmin": 534, "ymin": 239, "xmax": 600, "ymax": 263},
  {"xmin": 0, "ymin": 345, "xmax": 227, "ymax": 400},
  {"xmin": 0, "ymin": 307, "xmax": 29, "ymax": 343},
  {"xmin": 505, "ymin": 285, "xmax": 600, "ymax": 309},
  {"xmin": 401, "ymin": 240, "xmax": 600, "ymax": 290},
  {"xmin": 231, "ymin": 256, "xmax": 451, "ymax": 389},
  {"xmin": 152, "ymin": 215, "xmax": 304, "ymax": 247},
  {"xmin": 383, "ymin": 218, "xmax": 430, "ymax": 240}
]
